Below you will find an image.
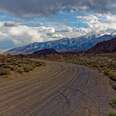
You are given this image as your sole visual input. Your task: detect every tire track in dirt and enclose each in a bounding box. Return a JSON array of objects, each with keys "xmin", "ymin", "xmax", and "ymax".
[
  {"xmin": 0, "ymin": 63, "xmax": 69, "ymax": 114},
  {"xmin": 0, "ymin": 63, "xmax": 63, "ymax": 95},
  {"xmin": 0, "ymin": 60, "xmax": 112, "ymax": 116}
]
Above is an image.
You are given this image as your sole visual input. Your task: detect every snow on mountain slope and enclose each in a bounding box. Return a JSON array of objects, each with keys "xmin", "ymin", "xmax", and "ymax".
[{"xmin": 7, "ymin": 34, "xmax": 115, "ymax": 54}]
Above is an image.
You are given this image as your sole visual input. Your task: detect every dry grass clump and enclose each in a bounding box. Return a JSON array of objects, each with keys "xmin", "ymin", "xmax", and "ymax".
[
  {"xmin": 104, "ymin": 69, "xmax": 116, "ymax": 81},
  {"xmin": 110, "ymin": 97, "xmax": 116, "ymax": 109},
  {"xmin": 0, "ymin": 68, "xmax": 11, "ymax": 76},
  {"xmin": 109, "ymin": 112, "xmax": 116, "ymax": 116},
  {"xmin": 0, "ymin": 55, "xmax": 44, "ymax": 76}
]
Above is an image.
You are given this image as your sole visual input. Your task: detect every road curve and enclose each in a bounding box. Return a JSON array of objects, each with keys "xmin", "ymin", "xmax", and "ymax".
[{"xmin": 0, "ymin": 60, "xmax": 112, "ymax": 116}]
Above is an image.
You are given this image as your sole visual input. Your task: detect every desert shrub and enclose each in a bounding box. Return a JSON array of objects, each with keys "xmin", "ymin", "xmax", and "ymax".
[
  {"xmin": 0, "ymin": 68, "xmax": 11, "ymax": 75},
  {"xmin": 8, "ymin": 65, "xmax": 14, "ymax": 71},
  {"xmin": 104, "ymin": 69, "xmax": 116, "ymax": 81},
  {"xmin": 110, "ymin": 97, "xmax": 116, "ymax": 108},
  {"xmin": 109, "ymin": 112, "xmax": 116, "ymax": 116},
  {"xmin": 0, "ymin": 56, "xmax": 44, "ymax": 75},
  {"xmin": 89, "ymin": 62, "xmax": 99, "ymax": 68},
  {"xmin": 110, "ymin": 80, "xmax": 116, "ymax": 90},
  {"xmin": 23, "ymin": 65, "xmax": 34, "ymax": 72},
  {"xmin": 15, "ymin": 67, "xmax": 24, "ymax": 73},
  {"xmin": 110, "ymin": 63, "xmax": 116, "ymax": 69}
]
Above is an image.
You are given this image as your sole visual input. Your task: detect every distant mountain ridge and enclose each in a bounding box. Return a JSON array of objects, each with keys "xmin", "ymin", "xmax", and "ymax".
[
  {"xmin": 7, "ymin": 34, "xmax": 115, "ymax": 55},
  {"xmin": 87, "ymin": 38, "xmax": 116, "ymax": 53},
  {"xmin": 33, "ymin": 48, "xmax": 58, "ymax": 55}
]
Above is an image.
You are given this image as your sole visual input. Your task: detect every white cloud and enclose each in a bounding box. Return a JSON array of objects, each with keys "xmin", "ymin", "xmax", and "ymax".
[
  {"xmin": 77, "ymin": 13, "xmax": 116, "ymax": 34},
  {"xmin": 0, "ymin": 22, "xmax": 66, "ymax": 47},
  {"xmin": 0, "ymin": 12, "xmax": 116, "ymax": 51},
  {"xmin": 0, "ymin": 21, "xmax": 89, "ymax": 48}
]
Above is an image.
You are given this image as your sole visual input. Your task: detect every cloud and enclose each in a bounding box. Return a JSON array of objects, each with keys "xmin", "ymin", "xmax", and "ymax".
[
  {"xmin": 0, "ymin": 20, "xmax": 89, "ymax": 50},
  {"xmin": 0, "ymin": 11, "xmax": 116, "ymax": 51},
  {"xmin": 77, "ymin": 13, "xmax": 116, "ymax": 34},
  {"xmin": 0, "ymin": 21, "xmax": 65, "ymax": 49},
  {"xmin": 0, "ymin": 0, "xmax": 115, "ymax": 16}
]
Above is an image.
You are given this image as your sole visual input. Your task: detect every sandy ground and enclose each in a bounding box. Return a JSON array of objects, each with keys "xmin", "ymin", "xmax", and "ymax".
[{"xmin": 0, "ymin": 60, "xmax": 113, "ymax": 116}]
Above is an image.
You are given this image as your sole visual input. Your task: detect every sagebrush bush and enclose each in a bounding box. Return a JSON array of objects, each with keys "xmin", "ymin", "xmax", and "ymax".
[
  {"xmin": 110, "ymin": 97, "xmax": 116, "ymax": 108},
  {"xmin": 104, "ymin": 69, "xmax": 116, "ymax": 81},
  {"xmin": 109, "ymin": 112, "xmax": 116, "ymax": 116},
  {"xmin": 0, "ymin": 68, "xmax": 11, "ymax": 75},
  {"xmin": 0, "ymin": 56, "xmax": 44, "ymax": 75}
]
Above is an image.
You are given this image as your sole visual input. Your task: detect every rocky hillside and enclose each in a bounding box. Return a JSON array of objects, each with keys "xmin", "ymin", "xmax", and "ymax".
[{"xmin": 87, "ymin": 38, "xmax": 116, "ymax": 53}]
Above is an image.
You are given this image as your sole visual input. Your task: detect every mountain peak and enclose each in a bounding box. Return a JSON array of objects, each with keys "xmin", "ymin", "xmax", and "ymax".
[{"xmin": 7, "ymin": 34, "xmax": 115, "ymax": 55}]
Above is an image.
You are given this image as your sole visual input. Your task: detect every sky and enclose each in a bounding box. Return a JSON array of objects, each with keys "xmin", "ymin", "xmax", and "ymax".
[{"xmin": 0, "ymin": 0, "xmax": 116, "ymax": 51}]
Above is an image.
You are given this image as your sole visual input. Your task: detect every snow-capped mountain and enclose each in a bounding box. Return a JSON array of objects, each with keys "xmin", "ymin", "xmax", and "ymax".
[{"xmin": 7, "ymin": 34, "xmax": 116, "ymax": 54}]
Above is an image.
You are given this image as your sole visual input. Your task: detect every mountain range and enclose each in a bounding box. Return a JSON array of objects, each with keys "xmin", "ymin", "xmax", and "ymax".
[
  {"xmin": 87, "ymin": 38, "xmax": 116, "ymax": 53},
  {"xmin": 7, "ymin": 34, "xmax": 116, "ymax": 55}
]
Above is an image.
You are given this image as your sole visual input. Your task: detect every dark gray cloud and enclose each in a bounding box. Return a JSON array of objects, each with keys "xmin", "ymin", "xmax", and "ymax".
[{"xmin": 0, "ymin": 0, "xmax": 115, "ymax": 16}]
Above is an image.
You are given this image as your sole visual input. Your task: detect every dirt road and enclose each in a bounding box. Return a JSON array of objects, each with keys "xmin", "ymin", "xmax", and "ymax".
[{"xmin": 0, "ymin": 60, "xmax": 112, "ymax": 116}]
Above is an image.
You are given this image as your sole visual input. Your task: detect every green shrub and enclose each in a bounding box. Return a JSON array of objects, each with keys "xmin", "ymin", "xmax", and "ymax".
[
  {"xmin": 109, "ymin": 72, "xmax": 116, "ymax": 81},
  {"xmin": 109, "ymin": 112, "xmax": 116, "ymax": 116},
  {"xmin": 104, "ymin": 69, "xmax": 116, "ymax": 81},
  {"xmin": 0, "ymin": 56, "xmax": 44, "ymax": 75},
  {"xmin": 0, "ymin": 68, "xmax": 11, "ymax": 75},
  {"xmin": 23, "ymin": 65, "xmax": 33, "ymax": 72},
  {"xmin": 16, "ymin": 67, "xmax": 24, "ymax": 73},
  {"xmin": 110, "ymin": 81, "xmax": 116, "ymax": 90},
  {"xmin": 111, "ymin": 63, "xmax": 116, "ymax": 69},
  {"xmin": 110, "ymin": 97, "xmax": 116, "ymax": 108}
]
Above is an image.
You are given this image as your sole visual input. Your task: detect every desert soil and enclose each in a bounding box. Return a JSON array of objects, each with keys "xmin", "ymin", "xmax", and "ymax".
[{"xmin": 0, "ymin": 60, "xmax": 113, "ymax": 116}]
